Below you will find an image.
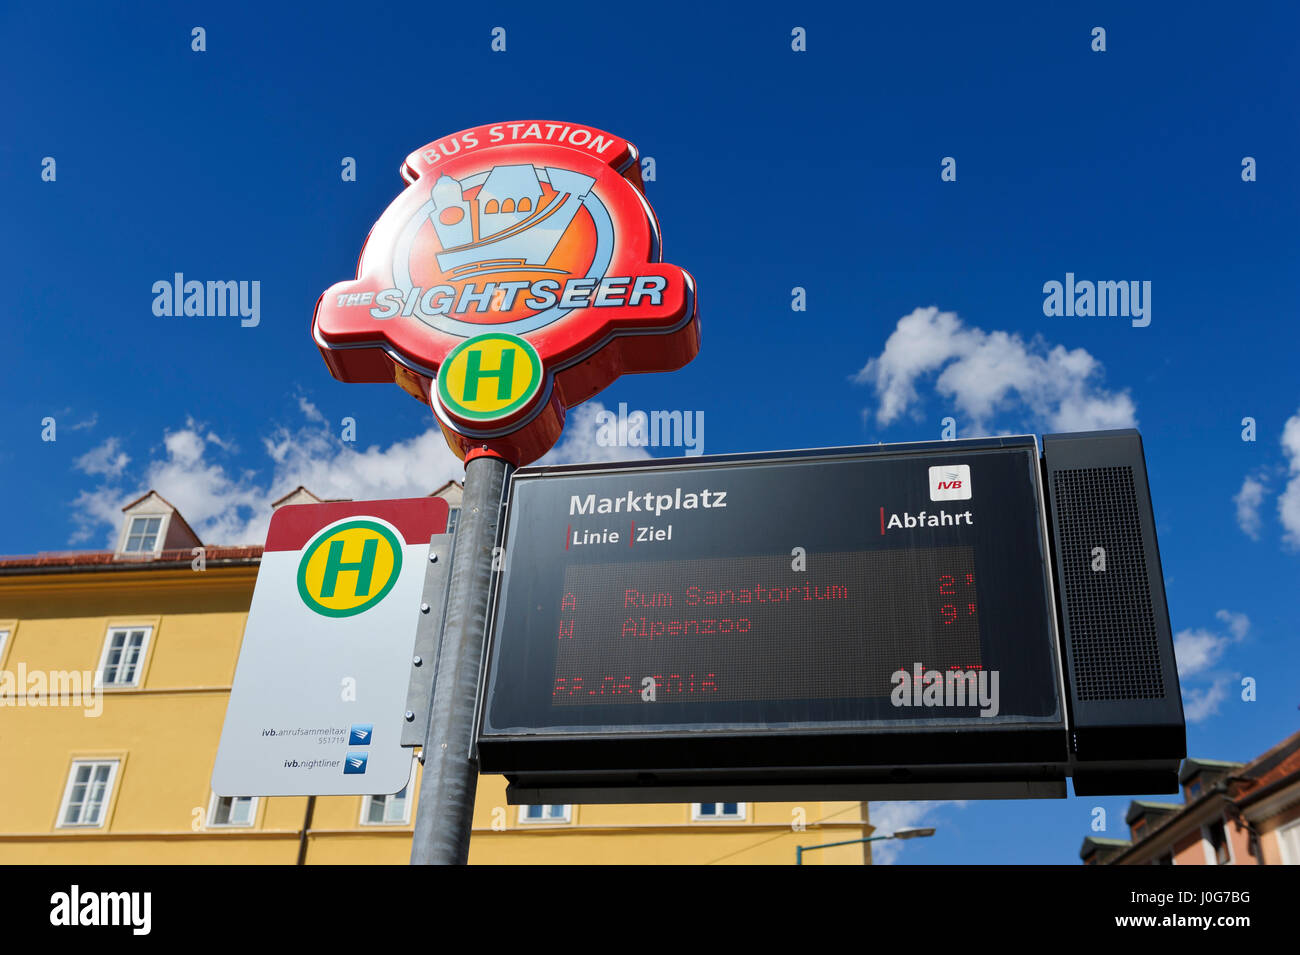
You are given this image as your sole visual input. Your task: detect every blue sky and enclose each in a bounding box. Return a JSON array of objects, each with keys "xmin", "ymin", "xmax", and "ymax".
[{"xmin": 2, "ymin": 1, "xmax": 1297, "ymax": 863}]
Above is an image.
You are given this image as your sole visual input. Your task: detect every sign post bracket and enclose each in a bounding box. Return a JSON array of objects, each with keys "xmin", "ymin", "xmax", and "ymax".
[
  {"xmin": 402, "ymin": 532, "xmax": 455, "ymax": 749},
  {"xmin": 410, "ymin": 455, "xmax": 512, "ymax": 865}
]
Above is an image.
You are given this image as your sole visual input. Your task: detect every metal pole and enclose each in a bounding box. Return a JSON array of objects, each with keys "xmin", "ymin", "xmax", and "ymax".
[
  {"xmin": 411, "ymin": 453, "xmax": 512, "ymax": 865},
  {"xmin": 795, "ymin": 834, "xmax": 890, "ymax": 865},
  {"xmin": 296, "ymin": 796, "xmax": 316, "ymax": 865}
]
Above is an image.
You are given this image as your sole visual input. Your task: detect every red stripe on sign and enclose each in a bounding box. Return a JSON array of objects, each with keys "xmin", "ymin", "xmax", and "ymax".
[
  {"xmin": 565, "ymin": 525, "xmax": 571, "ymax": 550},
  {"xmin": 264, "ymin": 497, "xmax": 449, "ymax": 552},
  {"xmin": 630, "ymin": 522, "xmax": 635, "ymax": 547},
  {"xmin": 880, "ymin": 506, "xmax": 885, "ymax": 535}
]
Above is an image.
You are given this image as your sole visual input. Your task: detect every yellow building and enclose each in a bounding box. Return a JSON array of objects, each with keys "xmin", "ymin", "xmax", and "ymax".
[{"xmin": 0, "ymin": 487, "xmax": 872, "ymax": 865}]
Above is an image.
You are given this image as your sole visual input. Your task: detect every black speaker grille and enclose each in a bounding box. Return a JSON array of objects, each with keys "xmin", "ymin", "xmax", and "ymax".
[{"xmin": 1052, "ymin": 466, "xmax": 1164, "ymax": 701}]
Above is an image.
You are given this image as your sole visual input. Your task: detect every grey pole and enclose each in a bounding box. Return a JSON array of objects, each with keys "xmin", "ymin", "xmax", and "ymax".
[{"xmin": 411, "ymin": 453, "xmax": 512, "ymax": 865}]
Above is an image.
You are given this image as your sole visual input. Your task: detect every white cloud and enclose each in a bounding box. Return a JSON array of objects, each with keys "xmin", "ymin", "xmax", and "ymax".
[
  {"xmin": 69, "ymin": 400, "xmax": 661, "ymax": 548},
  {"xmin": 297, "ymin": 395, "xmax": 328, "ymax": 425},
  {"xmin": 70, "ymin": 409, "xmax": 464, "ymax": 547},
  {"xmin": 1279, "ymin": 412, "xmax": 1300, "ymax": 549},
  {"xmin": 1174, "ymin": 610, "xmax": 1248, "ymax": 724},
  {"xmin": 1182, "ymin": 678, "xmax": 1231, "ymax": 724},
  {"xmin": 866, "ymin": 800, "xmax": 962, "ymax": 864},
  {"xmin": 1233, "ymin": 475, "xmax": 1268, "ymax": 539},
  {"xmin": 74, "ymin": 437, "xmax": 131, "ymax": 478},
  {"xmin": 1215, "ymin": 609, "xmax": 1249, "ymax": 642},
  {"xmin": 853, "ymin": 307, "xmax": 1136, "ymax": 435},
  {"xmin": 1173, "ymin": 610, "xmax": 1249, "ymax": 679},
  {"xmin": 536, "ymin": 401, "xmax": 653, "ymax": 466},
  {"xmin": 1173, "ymin": 628, "xmax": 1230, "ymax": 678}
]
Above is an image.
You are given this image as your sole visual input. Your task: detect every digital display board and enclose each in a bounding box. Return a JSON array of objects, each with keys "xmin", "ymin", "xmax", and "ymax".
[
  {"xmin": 479, "ymin": 437, "xmax": 1065, "ymax": 754},
  {"xmin": 551, "ymin": 548, "xmax": 981, "ymax": 705}
]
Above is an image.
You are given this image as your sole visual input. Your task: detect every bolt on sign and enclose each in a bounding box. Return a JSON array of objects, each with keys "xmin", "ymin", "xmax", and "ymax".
[
  {"xmin": 312, "ymin": 121, "xmax": 700, "ymax": 465},
  {"xmin": 213, "ymin": 498, "xmax": 447, "ymax": 797}
]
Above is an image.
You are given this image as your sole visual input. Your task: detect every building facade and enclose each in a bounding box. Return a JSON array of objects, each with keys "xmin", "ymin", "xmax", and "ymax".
[
  {"xmin": 1079, "ymin": 735, "xmax": 1300, "ymax": 865},
  {"xmin": 0, "ymin": 487, "xmax": 872, "ymax": 865}
]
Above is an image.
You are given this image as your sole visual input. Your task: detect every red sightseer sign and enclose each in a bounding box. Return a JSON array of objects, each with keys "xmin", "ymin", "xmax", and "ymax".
[{"xmin": 312, "ymin": 120, "xmax": 700, "ymax": 465}]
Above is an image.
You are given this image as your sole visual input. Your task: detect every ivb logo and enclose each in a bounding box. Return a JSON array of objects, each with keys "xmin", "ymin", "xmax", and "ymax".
[
  {"xmin": 929, "ymin": 464, "xmax": 972, "ymax": 501},
  {"xmin": 343, "ymin": 752, "xmax": 369, "ymax": 775},
  {"xmin": 296, "ymin": 519, "xmax": 404, "ymax": 617}
]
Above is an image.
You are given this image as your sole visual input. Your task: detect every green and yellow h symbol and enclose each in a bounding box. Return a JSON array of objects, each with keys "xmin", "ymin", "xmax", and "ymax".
[
  {"xmin": 319, "ymin": 537, "xmax": 377, "ymax": 598},
  {"xmin": 461, "ymin": 347, "xmax": 516, "ymax": 401}
]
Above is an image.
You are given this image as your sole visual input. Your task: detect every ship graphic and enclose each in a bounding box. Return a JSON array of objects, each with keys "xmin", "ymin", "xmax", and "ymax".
[{"xmin": 429, "ymin": 164, "xmax": 597, "ymax": 277}]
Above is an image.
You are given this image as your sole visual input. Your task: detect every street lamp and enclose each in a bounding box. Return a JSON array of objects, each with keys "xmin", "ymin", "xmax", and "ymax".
[
  {"xmin": 795, "ymin": 827, "xmax": 936, "ymax": 864},
  {"xmin": 892, "ymin": 827, "xmax": 936, "ymax": 840}
]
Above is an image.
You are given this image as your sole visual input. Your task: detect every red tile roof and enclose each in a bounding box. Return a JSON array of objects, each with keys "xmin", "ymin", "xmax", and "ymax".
[{"xmin": 0, "ymin": 546, "xmax": 262, "ymax": 571}]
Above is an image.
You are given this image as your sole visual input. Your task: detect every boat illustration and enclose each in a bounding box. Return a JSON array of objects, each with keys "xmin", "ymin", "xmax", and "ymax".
[{"xmin": 429, "ymin": 164, "xmax": 596, "ymax": 276}]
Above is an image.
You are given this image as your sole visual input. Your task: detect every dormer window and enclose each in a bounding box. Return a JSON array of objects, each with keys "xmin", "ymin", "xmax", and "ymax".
[
  {"xmin": 123, "ymin": 516, "xmax": 163, "ymax": 553},
  {"xmin": 117, "ymin": 491, "xmax": 201, "ymax": 559}
]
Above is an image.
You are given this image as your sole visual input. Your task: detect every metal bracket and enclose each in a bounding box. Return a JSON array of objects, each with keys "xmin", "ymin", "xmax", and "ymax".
[{"xmin": 402, "ymin": 532, "xmax": 455, "ymax": 748}]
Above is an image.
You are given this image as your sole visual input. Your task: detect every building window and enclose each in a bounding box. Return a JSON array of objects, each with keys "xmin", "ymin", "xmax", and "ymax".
[
  {"xmin": 1131, "ymin": 818, "xmax": 1147, "ymax": 840},
  {"xmin": 362, "ymin": 768, "xmax": 415, "ymax": 826},
  {"xmin": 1206, "ymin": 819, "xmax": 1231, "ymax": 864},
  {"xmin": 123, "ymin": 516, "xmax": 163, "ymax": 553},
  {"xmin": 208, "ymin": 795, "xmax": 257, "ymax": 827},
  {"xmin": 518, "ymin": 804, "xmax": 571, "ymax": 824},
  {"xmin": 693, "ymin": 802, "xmax": 746, "ymax": 820},
  {"xmin": 0, "ymin": 629, "xmax": 9, "ymax": 663},
  {"xmin": 96, "ymin": 627, "xmax": 151, "ymax": 688},
  {"xmin": 1188, "ymin": 780, "xmax": 1202, "ymax": 798},
  {"xmin": 1277, "ymin": 819, "xmax": 1300, "ymax": 865},
  {"xmin": 57, "ymin": 760, "xmax": 119, "ymax": 828},
  {"xmin": 446, "ymin": 507, "xmax": 460, "ymax": 535}
]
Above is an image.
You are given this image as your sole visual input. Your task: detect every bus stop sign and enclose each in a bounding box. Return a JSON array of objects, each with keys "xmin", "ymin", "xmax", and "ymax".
[{"xmin": 312, "ymin": 121, "xmax": 700, "ymax": 465}]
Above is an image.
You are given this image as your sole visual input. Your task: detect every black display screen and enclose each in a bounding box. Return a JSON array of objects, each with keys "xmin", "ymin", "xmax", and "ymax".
[
  {"xmin": 480, "ymin": 440, "xmax": 1063, "ymax": 737},
  {"xmin": 552, "ymin": 548, "xmax": 981, "ymax": 704}
]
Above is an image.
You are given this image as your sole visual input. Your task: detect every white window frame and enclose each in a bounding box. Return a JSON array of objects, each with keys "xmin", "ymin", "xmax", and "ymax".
[
  {"xmin": 361, "ymin": 759, "xmax": 417, "ymax": 826},
  {"xmin": 56, "ymin": 759, "xmax": 120, "ymax": 828},
  {"xmin": 517, "ymin": 804, "xmax": 571, "ymax": 824},
  {"xmin": 206, "ymin": 793, "xmax": 258, "ymax": 828},
  {"xmin": 1277, "ymin": 819, "xmax": 1300, "ymax": 865},
  {"xmin": 0, "ymin": 629, "xmax": 9, "ymax": 665},
  {"xmin": 121, "ymin": 514, "xmax": 167, "ymax": 555},
  {"xmin": 95, "ymin": 626, "xmax": 152, "ymax": 689},
  {"xmin": 692, "ymin": 802, "xmax": 747, "ymax": 821}
]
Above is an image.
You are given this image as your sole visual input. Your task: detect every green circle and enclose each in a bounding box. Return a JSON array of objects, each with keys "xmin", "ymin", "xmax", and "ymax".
[
  {"xmin": 437, "ymin": 333, "xmax": 543, "ymax": 422},
  {"xmin": 296, "ymin": 519, "xmax": 404, "ymax": 618}
]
